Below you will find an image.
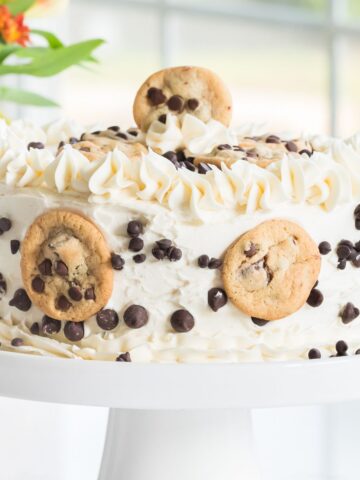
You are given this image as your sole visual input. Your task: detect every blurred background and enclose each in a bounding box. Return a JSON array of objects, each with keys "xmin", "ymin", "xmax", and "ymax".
[
  {"xmin": 2, "ymin": 1, "xmax": 360, "ymax": 479},
  {"xmin": 9, "ymin": 0, "xmax": 360, "ymax": 137}
]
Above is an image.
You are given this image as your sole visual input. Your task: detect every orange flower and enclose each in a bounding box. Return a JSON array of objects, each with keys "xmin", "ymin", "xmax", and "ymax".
[
  {"xmin": 0, "ymin": 5, "xmax": 30, "ymax": 46},
  {"xmin": 0, "ymin": 6, "xmax": 11, "ymax": 31}
]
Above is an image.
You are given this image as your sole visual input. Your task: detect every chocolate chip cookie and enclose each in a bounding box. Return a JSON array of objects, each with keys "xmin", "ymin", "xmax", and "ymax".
[
  {"xmin": 81, "ymin": 133, "xmax": 147, "ymax": 160},
  {"xmin": 193, "ymin": 135, "xmax": 311, "ymax": 169},
  {"xmin": 223, "ymin": 219, "xmax": 321, "ymax": 320},
  {"xmin": 21, "ymin": 209, "xmax": 113, "ymax": 321},
  {"xmin": 133, "ymin": 66, "xmax": 233, "ymax": 131}
]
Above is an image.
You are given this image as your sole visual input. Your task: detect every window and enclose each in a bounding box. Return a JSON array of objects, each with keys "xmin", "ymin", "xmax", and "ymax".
[{"xmin": 16, "ymin": 0, "xmax": 360, "ymax": 137}]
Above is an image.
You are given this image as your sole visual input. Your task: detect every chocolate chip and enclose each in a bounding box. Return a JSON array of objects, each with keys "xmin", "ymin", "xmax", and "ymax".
[
  {"xmin": 299, "ymin": 149, "xmax": 313, "ymax": 156},
  {"xmin": 356, "ymin": 218, "xmax": 360, "ymax": 230},
  {"xmin": 9, "ymin": 289, "xmax": 31, "ymax": 311},
  {"xmin": 27, "ymin": 142, "xmax": 44, "ymax": 150},
  {"xmin": 198, "ymin": 255, "xmax": 209, "ymax": 268},
  {"xmin": 92, "ymin": 131, "xmax": 101, "ymax": 135},
  {"xmin": 307, "ymin": 288, "xmax": 323, "ymax": 307},
  {"xmin": 0, "ymin": 274, "xmax": 6, "ymax": 295},
  {"xmin": 96, "ymin": 309, "xmax": 119, "ymax": 330},
  {"xmin": 246, "ymin": 149, "xmax": 258, "ymax": 158},
  {"xmin": 108, "ymin": 125, "xmax": 120, "ymax": 132},
  {"xmin": 116, "ymin": 132, "xmax": 127, "ymax": 140},
  {"xmin": 244, "ymin": 242, "xmax": 258, "ymax": 258},
  {"xmin": 167, "ymin": 247, "xmax": 182, "ymax": 262},
  {"xmin": 84, "ymin": 287, "xmax": 95, "ymax": 300},
  {"xmin": 349, "ymin": 247, "xmax": 358, "ymax": 261},
  {"xmin": 127, "ymin": 129, "xmax": 138, "ymax": 137},
  {"xmin": 337, "ymin": 259, "xmax": 347, "ymax": 270},
  {"xmin": 10, "ymin": 239, "xmax": 20, "ymax": 254},
  {"xmin": 176, "ymin": 151, "xmax": 186, "ymax": 163},
  {"xmin": 42, "ymin": 315, "xmax": 61, "ymax": 334},
  {"xmin": 127, "ymin": 220, "xmax": 143, "ymax": 238},
  {"xmin": 318, "ymin": 241, "xmax": 331, "ymax": 255},
  {"xmin": 116, "ymin": 352, "xmax": 131, "ymax": 362},
  {"xmin": 0, "ymin": 217, "xmax": 11, "ymax": 232},
  {"xmin": 158, "ymin": 114, "xmax": 167, "ymax": 124},
  {"xmin": 11, "ymin": 337, "xmax": 24, "ymax": 347},
  {"xmin": 80, "ymin": 147, "xmax": 91, "ymax": 152},
  {"xmin": 336, "ymin": 340, "xmax": 348, "ymax": 356},
  {"xmin": 354, "ymin": 204, "xmax": 360, "ymax": 218},
  {"xmin": 266, "ymin": 135, "xmax": 281, "ymax": 144},
  {"xmin": 111, "ymin": 253, "xmax": 125, "ymax": 270},
  {"xmin": 68, "ymin": 286, "xmax": 83, "ymax": 301},
  {"xmin": 340, "ymin": 302, "xmax": 360, "ymax": 324},
  {"xmin": 31, "ymin": 276, "xmax": 44, "ymax": 293},
  {"xmin": 208, "ymin": 288, "xmax": 227, "ymax": 312},
  {"xmin": 208, "ymin": 258, "xmax": 223, "ymax": 269},
  {"xmin": 156, "ymin": 239, "xmax": 172, "ymax": 250},
  {"xmin": 170, "ymin": 309, "xmax": 194, "ymax": 333},
  {"xmin": 198, "ymin": 163, "xmax": 212, "ymax": 174},
  {"xmin": 30, "ymin": 322, "xmax": 40, "ymax": 335},
  {"xmin": 64, "ymin": 321, "xmax": 84, "ymax": 342},
  {"xmin": 163, "ymin": 151, "xmax": 180, "ymax": 169},
  {"xmin": 186, "ymin": 98, "xmax": 199, "ymax": 111},
  {"xmin": 183, "ymin": 160, "xmax": 196, "ymax": 172},
  {"xmin": 285, "ymin": 141, "xmax": 298, "ymax": 152},
  {"xmin": 123, "ymin": 305, "xmax": 148, "ymax": 329},
  {"xmin": 55, "ymin": 260, "xmax": 68, "ymax": 277},
  {"xmin": 133, "ymin": 254, "xmax": 146, "ymax": 263},
  {"xmin": 58, "ymin": 141, "xmax": 65, "ymax": 149},
  {"xmin": 336, "ymin": 244, "xmax": 351, "ymax": 260},
  {"xmin": 355, "ymin": 241, "xmax": 360, "ymax": 252},
  {"xmin": 251, "ymin": 317, "xmax": 269, "ymax": 327},
  {"xmin": 308, "ymin": 348, "xmax": 321, "ymax": 359},
  {"xmin": 352, "ymin": 254, "xmax": 360, "ymax": 268},
  {"xmin": 38, "ymin": 258, "xmax": 52, "ymax": 276},
  {"xmin": 167, "ymin": 95, "xmax": 184, "ymax": 112},
  {"xmin": 129, "ymin": 237, "xmax": 144, "ymax": 252},
  {"xmin": 147, "ymin": 87, "xmax": 166, "ymax": 106},
  {"xmin": 57, "ymin": 295, "xmax": 72, "ymax": 311},
  {"xmin": 218, "ymin": 144, "xmax": 232, "ymax": 150},
  {"xmin": 233, "ymin": 146, "xmax": 245, "ymax": 152},
  {"xmin": 339, "ymin": 239, "xmax": 354, "ymax": 248},
  {"xmin": 356, "ymin": 349, "xmax": 360, "ymax": 355},
  {"xmin": 152, "ymin": 247, "xmax": 166, "ymax": 260},
  {"xmin": 69, "ymin": 137, "xmax": 79, "ymax": 144}
]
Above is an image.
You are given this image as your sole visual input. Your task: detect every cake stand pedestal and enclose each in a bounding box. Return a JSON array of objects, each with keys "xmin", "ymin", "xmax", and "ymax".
[{"xmin": 1, "ymin": 352, "xmax": 360, "ymax": 480}]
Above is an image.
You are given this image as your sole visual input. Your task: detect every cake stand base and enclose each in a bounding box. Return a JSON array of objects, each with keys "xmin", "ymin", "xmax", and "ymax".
[{"xmin": 98, "ymin": 408, "xmax": 259, "ymax": 480}]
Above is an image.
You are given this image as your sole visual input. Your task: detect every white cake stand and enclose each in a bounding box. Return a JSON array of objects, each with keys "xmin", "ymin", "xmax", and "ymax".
[{"xmin": 0, "ymin": 351, "xmax": 359, "ymax": 480}]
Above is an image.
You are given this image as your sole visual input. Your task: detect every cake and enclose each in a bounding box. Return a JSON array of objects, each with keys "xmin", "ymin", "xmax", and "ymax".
[{"xmin": 1, "ymin": 65, "xmax": 360, "ymax": 362}]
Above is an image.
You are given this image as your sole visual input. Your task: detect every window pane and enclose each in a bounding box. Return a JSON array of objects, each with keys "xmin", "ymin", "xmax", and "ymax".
[
  {"xmin": 338, "ymin": 38, "xmax": 360, "ymax": 138},
  {"xmin": 168, "ymin": 13, "xmax": 329, "ymax": 133},
  {"xmin": 28, "ymin": 2, "xmax": 163, "ymax": 126}
]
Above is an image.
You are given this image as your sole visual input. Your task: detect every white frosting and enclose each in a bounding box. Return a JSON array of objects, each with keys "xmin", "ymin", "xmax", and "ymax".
[
  {"xmin": 0, "ymin": 188, "xmax": 360, "ymax": 362},
  {"xmin": 44, "ymin": 145, "xmax": 99, "ymax": 194},
  {"xmin": 0, "ymin": 117, "xmax": 359, "ymax": 362},
  {"xmin": 44, "ymin": 118, "xmax": 84, "ymax": 146},
  {"xmin": 146, "ymin": 113, "xmax": 236, "ymax": 155}
]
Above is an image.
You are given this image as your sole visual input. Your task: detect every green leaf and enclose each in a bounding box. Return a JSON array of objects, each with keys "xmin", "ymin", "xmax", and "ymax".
[
  {"xmin": 0, "ymin": 86, "xmax": 59, "ymax": 107},
  {"xmin": 0, "ymin": 44, "xmax": 21, "ymax": 63},
  {"xmin": 0, "ymin": 38, "xmax": 105, "ymax": 77},
  {"xmin": 14, "ymin": 46, "xmax": 51, "ymax": 59},
  {"xmin": 6, "ymin": 0, "xmax": 36, "ymax": 15},
  {"xmin": 31, "ymin": 29, "xmax": 64, "ymax": 49}
]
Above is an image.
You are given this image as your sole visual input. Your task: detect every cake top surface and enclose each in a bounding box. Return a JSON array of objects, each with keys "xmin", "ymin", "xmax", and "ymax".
[{"xmin": 1, "ymin": 65, "xmax": 360, "ymax": 223}]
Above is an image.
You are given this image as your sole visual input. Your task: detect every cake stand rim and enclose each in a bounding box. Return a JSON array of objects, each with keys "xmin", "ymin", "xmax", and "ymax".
[{"xmin": 0, "ymin": 350, "xmax": 358, "ymax": 409}]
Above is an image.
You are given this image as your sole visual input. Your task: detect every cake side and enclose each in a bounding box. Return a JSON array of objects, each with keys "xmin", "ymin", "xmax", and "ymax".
[{"xmin": 1, "ymin": 65, "xmax": 360, "ymax": 362}]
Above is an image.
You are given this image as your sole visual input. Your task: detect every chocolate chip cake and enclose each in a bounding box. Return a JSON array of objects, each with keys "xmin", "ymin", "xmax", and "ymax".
[{"xmin": 1, "ymin": 66, "xmax": 360, "ymax": 362}]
